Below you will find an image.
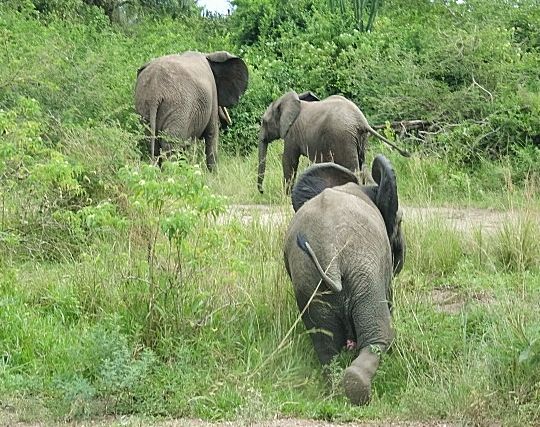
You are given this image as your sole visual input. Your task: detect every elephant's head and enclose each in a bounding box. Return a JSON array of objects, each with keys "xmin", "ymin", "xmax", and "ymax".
[
  {"xmin": 258, "ymin": 91, "xmax": 320, "ymax": 193},
  {"xmin": 205, "ymin": 51, "xmax": 249, "ymax": 107},
  {"xmin": 291, "ymin": 156, "xmax": 405, "ymax": 276},
  {"xmin": 207, "ymin": 51, "xmax": 247, "ymax": 132},
  {"xmin": 369, "ymin": 155, "xmax": 405, "ymax": 275}
]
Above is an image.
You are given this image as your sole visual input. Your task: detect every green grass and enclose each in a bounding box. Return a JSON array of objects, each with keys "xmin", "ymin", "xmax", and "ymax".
[
  {"xmin": 1, "ymin": 183, "xmax": 539, "ymax": 425},
  {"xmin": 205, "ymin": 139, "xmax": 540, "ymax": 210}
]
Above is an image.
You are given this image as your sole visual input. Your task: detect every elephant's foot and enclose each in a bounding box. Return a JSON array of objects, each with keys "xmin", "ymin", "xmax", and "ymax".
[
  {"xmin": 342, "ymin": 346, "xmax": 380, "ymax": 406},
  {"xmin": 343, "ymin": 365, "xmax": 371, "ymax": 405}
]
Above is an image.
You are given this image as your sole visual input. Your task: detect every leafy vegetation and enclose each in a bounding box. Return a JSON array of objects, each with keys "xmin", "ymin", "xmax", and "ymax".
[{"xmin": 1, "ymin": 0, "xmax": 539, "ymax": 425}]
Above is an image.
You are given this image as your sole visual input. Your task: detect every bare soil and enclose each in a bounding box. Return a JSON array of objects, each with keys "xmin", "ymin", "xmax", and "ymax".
[
  {"xmin": 220, "ymin": 204, "xmax": 539, "ymax": 234},
  {"xmin": 1, "ymin": 415, "xmax": 460, "ymax": 427},
  {"xmin": 141, "ymin": 419, "xmax": 459, "ymax": 427},
  {"xmin": 430, "ymin": 285, "xmax": 495, "ymax": 315}
]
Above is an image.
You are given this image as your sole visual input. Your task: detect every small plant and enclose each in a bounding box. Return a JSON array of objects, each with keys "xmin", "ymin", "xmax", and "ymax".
[
  {"xmin": 493, "ymin": 213, "xmax": 540, "ymax": 272},
  {"xmin": 0, "ymin": 97, "xmax": 88, "ymax": 261},
  {"xmin": 119, "ymin": 159, "xmax": 225, "ymax": 346}
]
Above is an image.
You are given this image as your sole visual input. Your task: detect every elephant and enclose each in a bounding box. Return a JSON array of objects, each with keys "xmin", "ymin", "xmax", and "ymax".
[
  {"xmin": 257, "ymin": 91, "xmax": 410, "ymax": 193},
  {"xmin": 135, "ymin": 51, "xmax": 249, "ymax": 170},
  {"xmin": 283, "ymin": 155, "xmax": 405, "ymax": 405}
]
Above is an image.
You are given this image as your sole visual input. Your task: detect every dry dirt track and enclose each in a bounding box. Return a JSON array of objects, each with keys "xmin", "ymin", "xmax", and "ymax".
[
  {"xmin": 162, "ymin": 421, "xmax": 460, "ymax": 427},
  {"xmin": 220, "ymin": 204, "xmax": 539, "ymax": 233},
  {"xmin": 1, "ymin": 416, "xmax": 461, "ymax": 427}
]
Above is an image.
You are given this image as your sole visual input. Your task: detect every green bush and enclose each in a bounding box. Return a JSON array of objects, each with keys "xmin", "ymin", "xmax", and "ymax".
[{"xmin": 0, "ymin": 97, "xmax": 87, "ymax": 260}]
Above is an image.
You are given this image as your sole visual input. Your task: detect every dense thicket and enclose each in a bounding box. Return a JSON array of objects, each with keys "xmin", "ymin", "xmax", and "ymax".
[
  {"xmin": 1, "ymin": 0, "xmax": 539, "ymax": 259},
  {"xmin": 228, "ymin": 0, "xmax": 540, "ymax": 160},
  {"xmin": 4, "ymin": 0, "xmax": 199, "ymax": 20}
]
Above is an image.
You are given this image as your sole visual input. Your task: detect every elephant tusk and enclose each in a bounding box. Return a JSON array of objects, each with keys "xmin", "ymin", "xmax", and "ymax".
[{"xmin": 219, "ymin": 106, "xmax": 232, "ymax": 126}]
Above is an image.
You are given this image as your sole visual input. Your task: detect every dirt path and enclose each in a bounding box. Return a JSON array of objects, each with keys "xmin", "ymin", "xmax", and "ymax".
[
  {"xmin": 220, "ymin": 204, "xmax": 538, "ymax": 233},
  {"xmin": 142, "ymin": 419, "xmax": 456, "ymax": 427},
  {"xmin": 2, "ymin": 415, "xmax": 457, "ymax": 427}
]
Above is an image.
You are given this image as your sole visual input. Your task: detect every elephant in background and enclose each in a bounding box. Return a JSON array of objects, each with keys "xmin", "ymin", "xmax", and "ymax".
[
  {"xmin": 257, "ymin": 91, "xmax": 410, "ymax": 193},
  {"xmin": 135, "ymin": 51, "xmax": 249, "ymax": 170},
  {"xmin": 283, "ymin": 155, "xmax": 405, "ymax": 405}
]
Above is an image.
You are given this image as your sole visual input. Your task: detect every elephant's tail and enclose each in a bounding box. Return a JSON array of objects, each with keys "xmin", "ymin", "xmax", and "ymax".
[
  {"xmin": 356, "ymin": 132, "xmax": 366, "ymax": 169},
  {"xmin": 366, "ymin": 125, "xmax": 411, "ymax": 158},
  {"xmin": 297, "ymin": 234, "xmax": 342, "ymax": 293},
  {"xmin": 149, "ymin": 102, "xmax": 158, "ymax": 164}
]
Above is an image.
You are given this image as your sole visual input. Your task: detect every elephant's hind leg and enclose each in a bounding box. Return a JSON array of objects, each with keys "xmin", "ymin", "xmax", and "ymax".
[
  {"xmin": 300, "ymin": 305, "xmax": 346, "ymax": 366},
  {"xmin": 203, "ymin": 122, "xmax": 218, "ymax": 172},
  {"xmin": 343, "ymin": 286, "xmax": 390, "ymax": 405},
  {"xmin": 343, "ymin": 346, "xmax": 380, "ymax": 405}
]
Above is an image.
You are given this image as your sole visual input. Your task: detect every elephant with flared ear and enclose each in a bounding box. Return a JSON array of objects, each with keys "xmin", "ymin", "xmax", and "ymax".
[
  {"xmin": 135, "ymin": 51, "xmax": 249, "ymax": 170},
  {"xmin": 257, "ymin": 91, "xmax": 409, "ymax": 193},
  {"xmin": 283, "ymin": 155, "xmax": 405, "ymax": 405}
]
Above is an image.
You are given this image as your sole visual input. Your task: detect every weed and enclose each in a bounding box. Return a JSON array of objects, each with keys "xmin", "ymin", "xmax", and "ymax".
[{"xmin": 493, "ymin": 213, "xmax": 540, "ymax": 272}]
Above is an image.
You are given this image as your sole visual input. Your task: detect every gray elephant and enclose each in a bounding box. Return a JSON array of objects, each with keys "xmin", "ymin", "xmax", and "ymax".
[
  {"xmin": 283, "ymin": 155, "xmax": 405, "ymax": 405},
  {"xmin": 258, "ymin": 91, "xmax": 409, "ymax": 193},
  {"xmin": 135, "ymin": 51, "xmax": 249, "ymax": 170}
]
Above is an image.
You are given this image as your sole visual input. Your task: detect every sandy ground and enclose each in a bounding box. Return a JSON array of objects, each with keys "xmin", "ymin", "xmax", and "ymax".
[
  {"xmin": 0, "ymin": 414, "xmax": 461, "ymax": 427},
  {"xmin": 220, "ymin": 204, "xmax": 539, "ymax": 234}
]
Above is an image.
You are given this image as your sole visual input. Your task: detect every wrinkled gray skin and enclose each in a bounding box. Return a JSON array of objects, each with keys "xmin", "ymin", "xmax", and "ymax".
[
  {"xmin": 258, "ymin": 91, "xmax": 409, "ymax": 193},
  {"xmin": 283, "ymin": 156, "xmax": 405, "ymax": 405},
  {"xmin": 135, "ymin": 51, "xmax": 248, "ymax": 170}
]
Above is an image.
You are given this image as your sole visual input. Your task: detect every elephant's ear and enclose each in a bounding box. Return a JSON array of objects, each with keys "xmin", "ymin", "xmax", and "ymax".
[
  {"xmin": 371, "ymin": 154, "xmax": 399, "ymax": 239},
  {"xmin": 136, "ymin": 61, "xmax": 151, "ymax": 78},
  {"xmin": 291, "ymin": 162, "xmax": 359, "ymax": 212},
  {"xmin": 366, "ymin": 155, "xmax": 405, "ymax": 275},
  {"xmin": 206, "ymin": 51, "xmax": 249, "ymax": 107},
  {"xmin": 298, "ymin": 91, "xmax": 320, "ymax": 102},
  {"xmin": 278, "ymin": 91, "xmax": 301, "ymax": 139}
]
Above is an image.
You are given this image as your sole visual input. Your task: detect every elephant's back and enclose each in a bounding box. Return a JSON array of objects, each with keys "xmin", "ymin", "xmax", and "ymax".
[
  {"xmin": 285, "ymin": 188, "xmax": 392, "ymax": 281},
  {"xmin": 134, "ymin": 54, "xmax": 214, "ymax": 135},
  {"xmin": 300, "ymin": 96, "xmax": 364, "ymax": 144},
  {"xmin": 293, "ymin": 188, "xmax": 385, "ymax": 240},
  {"xmin": 136, "ymin": 54, "xmax": 212, "ymax": 94}
]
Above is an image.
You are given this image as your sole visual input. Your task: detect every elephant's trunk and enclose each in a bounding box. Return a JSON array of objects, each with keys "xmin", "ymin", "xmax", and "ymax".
[{"xmin": 257, "ymin": 136, "xmax": 268, "ymax": 194}]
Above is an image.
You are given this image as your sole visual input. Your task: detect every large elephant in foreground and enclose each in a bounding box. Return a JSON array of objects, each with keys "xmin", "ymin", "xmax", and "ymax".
[
  {"xmin": 257, "ymin": 91, "xmax": 409, "ymax": 193},
  {"xmin": 283, "ymin": 155, "xmax": 405, "ymax": 405},
  {"xmin": 135, "ymin": 51, "xmax": 249, "ymax": 170}
]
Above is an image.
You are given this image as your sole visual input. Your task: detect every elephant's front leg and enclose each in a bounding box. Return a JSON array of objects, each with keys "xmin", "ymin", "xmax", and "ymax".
[
  {"xmin": 203, "ymin": 121, "xmax": 218, "ymax": 172},
  {"xmin": 282, "ymin": 144, "xmax": 300, "ymax": 194}
]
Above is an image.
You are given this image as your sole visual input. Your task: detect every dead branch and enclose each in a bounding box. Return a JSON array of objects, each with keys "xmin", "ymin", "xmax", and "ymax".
[{"xmin": 373, "ymin": 120, "xmax": 432, "ymax": 133}]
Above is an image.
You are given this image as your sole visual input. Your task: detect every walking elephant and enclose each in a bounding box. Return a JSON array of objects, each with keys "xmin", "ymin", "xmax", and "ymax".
[
  {"xmin": 257, "ymin": 91, "xmax": 409, "ymax": 193},
  {"xmin": 135, "ymin": 51, "xmax": 249, "ymax": 170},
  {"xmin": 283, "ymin": 155, "xmax": 405, "ymax": 405}
]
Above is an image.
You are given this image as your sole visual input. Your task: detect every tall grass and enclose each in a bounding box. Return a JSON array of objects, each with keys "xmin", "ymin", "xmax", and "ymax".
[
  {"xmin": 2, "ymin": 176, "xmax": 540, "ymax": 424},
  {"xmin": 207, "ymin": 139, "xmax": 540, "ymax": 209}
]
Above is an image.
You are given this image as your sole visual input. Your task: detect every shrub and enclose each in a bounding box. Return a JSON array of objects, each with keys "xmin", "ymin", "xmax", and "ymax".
[{"xmin": 0, "ymin": 97, "xmax": 88, "ymax": 261}]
